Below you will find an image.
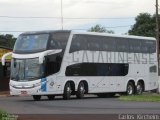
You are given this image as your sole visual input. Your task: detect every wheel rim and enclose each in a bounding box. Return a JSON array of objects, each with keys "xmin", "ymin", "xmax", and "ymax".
[
  {"xmin": 80, "ymin": 83, "xmax": 85, "ymax": 94},
  {"xmin": 67, "ymin": 84, "xmax": 72, "ymax": 94},
  {"xmin": 127, "ymin": 85, "xmax": 133, "ymax": 95},
  {"xmin": 137, "ymin": 84, "xmax": 142, "ymax": 94}
]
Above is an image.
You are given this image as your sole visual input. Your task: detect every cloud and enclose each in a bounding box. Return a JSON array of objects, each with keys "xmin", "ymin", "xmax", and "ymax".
[{"xmin": 0, "ymin": 0, "xmax": 158, "ymax": 37}]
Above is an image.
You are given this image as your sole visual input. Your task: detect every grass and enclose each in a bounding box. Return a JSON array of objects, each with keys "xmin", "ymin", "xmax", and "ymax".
[
  {"xmin": 119, "ymin": 93, "xmax": 160, "ymax": 102},
  {"xmin": 0, "ymin": 109, "xmax": 7, "ymax": 120},
  {"xmin": 0, "ymin": 109, "xmax": 18, "ymax": 120}
]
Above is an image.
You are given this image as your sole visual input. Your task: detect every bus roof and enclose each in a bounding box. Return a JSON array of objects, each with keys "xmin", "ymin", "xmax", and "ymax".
[
  {"xmin": 19, "ymin": 30, "xmax": 155, "ymax": 41},
  {"xmin": 71, "ymin": 31, "xmax": 156, "ymax": 41},
  {"xmin": 20, "ymin": 30, "xmax": 71, "ymax": 35}
]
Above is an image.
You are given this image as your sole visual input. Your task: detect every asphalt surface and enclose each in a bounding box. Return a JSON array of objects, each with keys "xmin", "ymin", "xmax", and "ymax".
[{"xmin": 0, "ymin": 95, "xmax": 160, "ymax": 115}]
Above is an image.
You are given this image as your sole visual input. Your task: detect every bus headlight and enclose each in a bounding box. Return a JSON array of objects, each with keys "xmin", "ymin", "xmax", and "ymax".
[{"xmin": 33, "ymin": 82, "xmax": 41, "ymax": 87}]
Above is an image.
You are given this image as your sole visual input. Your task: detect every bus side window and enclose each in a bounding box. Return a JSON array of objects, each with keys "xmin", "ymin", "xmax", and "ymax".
[
  {"xmin": 44, "ymin": 53, "xmax": 62, "ymax": 76},
  {"xmin": 149, "ymin": 65, "xmax": 157, "ymax": 73}
]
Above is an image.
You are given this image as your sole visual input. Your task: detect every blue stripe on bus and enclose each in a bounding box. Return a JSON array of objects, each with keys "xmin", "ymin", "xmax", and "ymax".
[{"xmin": 41, "ymin": 78, "xmax": 47, "ymax": 92}]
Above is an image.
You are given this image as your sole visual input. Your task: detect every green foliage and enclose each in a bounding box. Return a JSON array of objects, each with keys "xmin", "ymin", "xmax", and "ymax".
[
  {"xmin": 88, "ymin": 24, "xmax": 114, "ymax": 33},
  {"xmin": 0, "ymin": 110, "xmax": 18, "ymax": 120},
  {"xmin": 128, "ymin": 13, "xmax": 160, "ymax": 37},
  {"xmin": 119, "ymin": 93, "xmax": 160, "ymax": 102},
  {"xmin": 0, "ymin": 109, "xmax": 7, "ymax": 120},
  {"xmin": 0, "ymin": 34, "xmax": 16, "ymax": 49}
]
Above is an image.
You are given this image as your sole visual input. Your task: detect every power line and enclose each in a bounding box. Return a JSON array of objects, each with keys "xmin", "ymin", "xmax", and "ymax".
[
  {"xmin": 0, "ymin": 16, "xmax": 134, "ymax": 20},
  {"xmin": 0, "ymin": 25, "xmax": 132, "ymax": 33},
  {"xmin": 0, "ymin": 16, "xmax": 60, "ymax": 19}
]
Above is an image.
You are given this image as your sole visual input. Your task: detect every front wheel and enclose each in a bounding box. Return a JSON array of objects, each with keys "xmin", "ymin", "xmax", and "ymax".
[
  {"xmin": 63, "ymin": 82, "xmax": 72, "ymax": 100},
  {"xmin": 76, "ymin": 82, "xmax": 85, "ymax": 99},
  {"xmin": 126, "ymin": 82, "xmax": 135, "ymax": 95},
  {"xmin": 136, "ymin": 82, "xmax": 143, "ymax": 95},
  {"xmin": 33, "ymin": 95, "xmax": 41, "ymax": 101}
]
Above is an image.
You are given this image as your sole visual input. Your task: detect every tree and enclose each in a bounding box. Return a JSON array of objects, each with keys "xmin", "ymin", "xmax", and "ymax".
[
  {"xmin": 0, "ymin": 34, "xmax": 16, "ymax": 49},
  {"xmin": 88, "ymin": 24, "xmax": 114, "ymax": 33},
  {"xmin": 128, "ymin": 13, "xmax": 160, "ymax": 37}
]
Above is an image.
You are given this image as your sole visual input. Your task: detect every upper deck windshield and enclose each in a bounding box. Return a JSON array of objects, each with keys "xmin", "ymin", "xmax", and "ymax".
[{"xmin": 13, "ymin": 34, "xmax": 49, "ymax": 53}]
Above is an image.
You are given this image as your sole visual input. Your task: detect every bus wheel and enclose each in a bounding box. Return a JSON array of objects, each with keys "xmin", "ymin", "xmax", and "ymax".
[
  {"xmin": 76, "ymin": 82, "xmax": 85, "ymax": 99},
  {"xmin": 136, "ymin": 82, "xmax": 143, "ymax": 95},
  {"xmin": 126, "ymin": 82, "xmax": 135, "ymax": 95},
  {"xmin": 63, "ymin": 82, "xmax": 72, "ymax": 100},
  {"xmin": 47, "ymin": 95, "xmax": 55, "ymax": 100},
  {"xmin": 33, "ymin": 95, "xmax": 41, "ymax": 101}
]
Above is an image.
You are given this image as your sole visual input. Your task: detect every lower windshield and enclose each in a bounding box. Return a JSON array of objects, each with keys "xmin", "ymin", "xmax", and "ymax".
[{"xmin": 11, "ymin": 58, "xmax": 44, "ymax": 81}]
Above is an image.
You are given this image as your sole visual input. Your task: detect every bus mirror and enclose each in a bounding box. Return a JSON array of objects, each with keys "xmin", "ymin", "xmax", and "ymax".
[{"xmin": 1, "ymin": 52, "xmax": 12, "ymax": 66}]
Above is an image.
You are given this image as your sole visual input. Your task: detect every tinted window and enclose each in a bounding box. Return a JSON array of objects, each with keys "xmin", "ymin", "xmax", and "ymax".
[
  {"xmin": 116, "ymin": 38, "xmax": 129, "ymax": 52},
  {"xmin": 69, "ymin": 35, "xmax": 116, "ymax": 53},
  {"xmin": 102, "ymin": 37, "xmax": 116, "ymax": 51},
  {"xmin": 14, "ymin": 34, "xmax": 49, "ymax": 53},
  {"xmin": 44, "ymin": 53, "xmax": 63, "ymax": 76},
  {"xmin": 69, "ymin": 34, "xmax": 156, "ymax": 53},
  {"xmin": 149, "ymin": 65, "xmax": 157, "ymax": 73},
  {"xmin": 49, "ymin": 31, "xmax": 70, "ymax": 50},
  {"xmin": 65, "ymin": 63, "xmax": 128, "ymax": 76},
  {"xmin": 145, "ymin": 40, "xmax": 156, "ymax": 53}
]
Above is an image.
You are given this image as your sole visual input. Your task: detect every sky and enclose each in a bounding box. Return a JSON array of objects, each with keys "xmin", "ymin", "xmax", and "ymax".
[{"xmin": 0, "ymin": 0, "xmax": 159, "ymax": 37}]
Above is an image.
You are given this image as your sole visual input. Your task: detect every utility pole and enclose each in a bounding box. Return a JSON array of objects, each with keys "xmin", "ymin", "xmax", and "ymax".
[
  {"xmin": 61, "ymin": 0, "xmax": 63, "ymax": 30},
  {"xmin": 156, "ymin": 0, "xmax": 160, "ymax": 93},
  {"xmin": 156, "ymin": 0, "xmax": 159, "ymax": 63}
]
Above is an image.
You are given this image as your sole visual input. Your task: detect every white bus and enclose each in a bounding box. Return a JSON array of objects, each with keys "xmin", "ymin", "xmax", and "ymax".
[{"xmin": 2, "ymin": 30, "xmax": 158, "ymax": 101}]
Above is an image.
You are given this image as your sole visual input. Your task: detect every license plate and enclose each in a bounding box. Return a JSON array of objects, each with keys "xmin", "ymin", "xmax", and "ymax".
[{"xmin": 21, "ymin": 91, "xmax": 28, "ymax": 95}]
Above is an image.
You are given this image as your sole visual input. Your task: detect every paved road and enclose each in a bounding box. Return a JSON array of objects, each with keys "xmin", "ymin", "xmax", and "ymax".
[{"xmin": 0, "ymin": 95, "xmax": 160, "ymax": 114}]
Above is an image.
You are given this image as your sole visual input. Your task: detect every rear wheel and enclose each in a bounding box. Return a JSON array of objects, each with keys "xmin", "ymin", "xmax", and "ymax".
[
  {"xmin": 63, "ymin": 82, "xmax": 72, "ymax": 100},
  {"xmin": 126, "ymin": 82, "xmax": 135, "ymax": 95},
  {"xmin": 33, "ymin": 95, "xmax": 41, "ymax": 101},
  {"xmin": 76, "ymin": 82, "xmax": 85, "ymax": 99},
  {"xmin": 136, "ymin": 82, "xmax": 143, "ymax": 95},
  {"xmin": 47, "ymin": 95, "xmax": 55, "ymax": 100}
]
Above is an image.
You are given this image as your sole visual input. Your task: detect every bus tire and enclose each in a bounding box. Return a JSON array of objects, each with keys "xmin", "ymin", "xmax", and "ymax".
[
  {"xmin": 136, "ymin": 82, "xmax": 143, "ymax": 95},
  {"xmin": 47, "ymin": 95, "xmax": 55, "ymax": 100},
  {"xmin": 33, "ymin": 95, "xmax": 41, "ymax": 101},
  {"xmin": 76, "ymin": 82, "xmax": 85, "ymax": 99},
  {"xmin": 63, "ymin": 82, "xmax": 72, "ymax": 100},
  {"xmin": 126, "ymin": 82, "xmax": 135, "ymax": 95}
]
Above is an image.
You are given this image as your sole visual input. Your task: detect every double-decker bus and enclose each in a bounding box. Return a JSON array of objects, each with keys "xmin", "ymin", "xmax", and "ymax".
[{"xmin": 2, "ymin": 30, "xmax": 158, "ymax": 100}]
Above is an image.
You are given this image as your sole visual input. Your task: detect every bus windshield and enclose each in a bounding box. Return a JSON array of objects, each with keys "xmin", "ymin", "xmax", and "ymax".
[
  {"xmin": 11, "ymin": 58, "xmax": 44, "ymax": 81},
  {"xmin": 13, "ymin": 34, "xmax": 49, "ymax": 53}
]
